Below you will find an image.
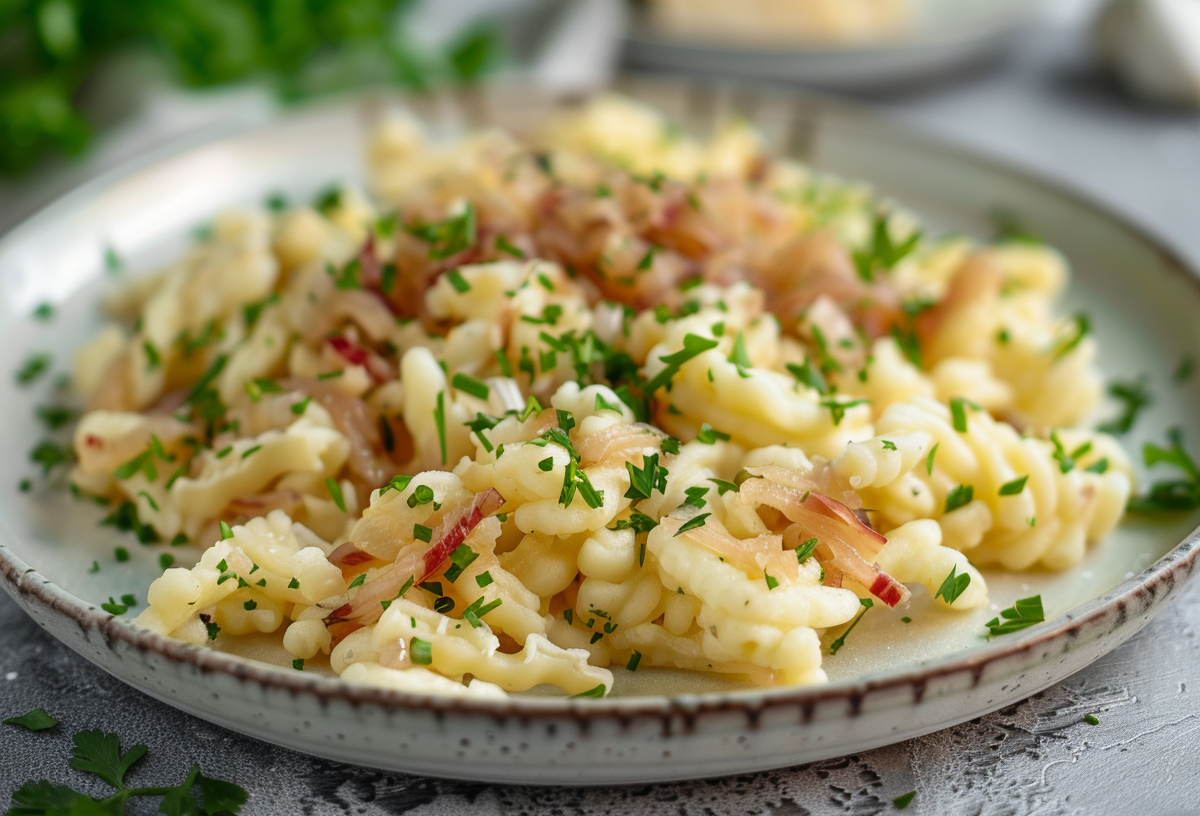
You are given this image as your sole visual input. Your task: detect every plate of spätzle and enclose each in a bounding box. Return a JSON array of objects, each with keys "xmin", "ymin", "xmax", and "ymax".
[{"xmin": 1, "ymin": 78, "xmax": 1198, "ymax": 784}]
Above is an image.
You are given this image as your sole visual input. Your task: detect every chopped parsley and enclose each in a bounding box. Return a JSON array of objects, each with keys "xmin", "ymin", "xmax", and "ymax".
[
  {"xmin": 462, "ymin": 596, "xmax": 502, "ymax": 628},
  {"xmin": 696, "ymin": 424, "xmax": 730, "ymax": 444},
  {"xmin": 984, "ymin": 595, "xmax": 1044, "ymax": 637},
  {"xmin": 15, "ymin": 352, "xmax": 52, "ymax": 385},
  {"xmin": 408, "ymin": 484, "xmax": 436, "ymax": 508},
  {"xmin": 934, "ymin": 565, "xmax": 971, "ymax": 605},
  {"xmin": 1175, "ymin": 355, "xmax": 1195, "ymax": 384},
  {"xmin": 380, "ymin": 475, "xmax": 414, "ymax": 496},
  {"xmin": 142, "ymin": 340, "xmax": 161, "ymax": 370},
  {"xmin": 1084, "ymin": 714, "xmax": 1100, "ymax": 726},
  {"xmin": 950, "ymin": 397, "xmax": 977, "ymax": 433},
  {"xmin": 643, "ymin": 334, "xmax": 720, "ymax": 393},
  {"xmin": 496, "ymin": 235, "xmax": 525, "ymax": 258},
  {"xmin": 314, "ymin": 185, "xmax": 343, "ymax": 214},
  {"xmin": 100, "ymin": 502, "xmax": 158, "ymax": 544},
  {"xmin": 820, "ymin": 397, "xmax": 869, "ymax": 427},
  {"xmin": 1127, "ymin": 428, "xmax": 1200, "ymax": 512},
  {"xmin": 443, "ymin": 544, "xmax": 479, "ymax": 583},
  {"xmin": 613, "ymin": 509, "xmax": 659, "ymax": 535},
  {"xmin": 414, "ymin": 203, "xmax": 476, "ymax": 260},
  {"xmin": 494, "ymin": 349, "xmax": 514, "ymax": 377},
  {"xmin": 795, "ymin": 537, "xmax": 819, "ymax": 564},
  {"xmin": 1096, "ymin": 377, "xmax": 1151, "ymax": 435},
  {"xmin": 451, "ymin": 372, "xmax": 490, "ymax": 400},
  {"xmin": 893, "ymin": 791, "xmax": 916, "ymax": 810},
  {"xmin": 708, "ymin": 478, "xmax": 739, "ymax": 495},
  {"xmin": 998, "ymin": 475, "xmax": 1029, "ymax": 496},
  {"xmin": 852, "ymin": 212, "xmax": 921, "ymax": 282},
  {"xmin": 674, "ymin": 513, "xmax": 710, "ymax": 537},
  {"xmin": 30, "ymin": 440, "xmax": 72, "ymax": 476},
  {"xmin": 625, "ymin": 453, "xmax": 666, "ymax": 502},
  {"xmin": 1050, "ymin": 431, "xmax": 1093, "ymax": 474},
  {"xmin": 944, "ymin": 484, "xmax": 974, "ymax": 514},
  {"xmin": 434, "ymin": 390, "xmax": 447, "ymax": 464},
  {"xmin": 410, "ymin": 637, "xmax": 433, "ymax": 665},
  {"xmin": 786, "ymin": 359, "xmax": 828, "ymax": 395},
  {"xmin": 829, "ymin": 598, "xmax": 874, "ymax": 655},
  {"xmin": 728, "ymin": 332, "xmax": 753, "ymax": 373},
  {"xmin": 244, "ymin": 377, "xmax": 284, "ymax": 402},
  {"xmin": 1051, "ymin": 313, "xmax": 1091, "ymax": 361},
  {"xmin": 34, "ymin": 405, "xmax": 74, "ymax": 430},
  {"xmin": 326, "ymin": 478, "xmax": 347, "ymax": 512},
  {"xmin": 571, "ymin": 684, "xmax": 607, "ymax": 699},
  {"xmin": 466, "ymin": 412, "xmax": 501, "ymax": 452},
  {"xmin": 32, "ymin": 303, "xmax": 54, "ymax": 321}
]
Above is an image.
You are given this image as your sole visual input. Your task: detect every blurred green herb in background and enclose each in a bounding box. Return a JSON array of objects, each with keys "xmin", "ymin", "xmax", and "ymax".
[{"xmin": 0, "ymin": 0, "xmax": 502, "ymax": 176}]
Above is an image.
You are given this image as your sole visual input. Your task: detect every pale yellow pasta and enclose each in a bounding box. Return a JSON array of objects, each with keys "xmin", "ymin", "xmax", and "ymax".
[
  {"xmin": 352, "ymin": 599, "xmax": 613, "ymax": 695},
  {"xmin": 875, "ymin": 520, "xmax": 988, "ymax": 609},
  {"xmin": 79, "ymin": 95, "xmax": 1143, "ymax": 699},
  {"xmin": 340, "ymin": 663, "xmax": 507, "ymax": 698},
  {"xmin": 870, "ymin": 397, "xmax": 1132, "ymax": 570},
  {"xmin": 135, "ymin": 511, "xmax": 344, "ymax": 641}
]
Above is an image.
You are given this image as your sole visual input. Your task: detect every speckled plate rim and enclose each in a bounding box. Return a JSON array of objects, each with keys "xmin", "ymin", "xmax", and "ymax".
[{"xmin": 1, "ymin": 80, "xmax": 1199, "ymax": 727}]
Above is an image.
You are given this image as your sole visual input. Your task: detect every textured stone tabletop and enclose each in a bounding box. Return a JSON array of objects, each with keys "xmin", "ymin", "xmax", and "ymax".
[{"xmin": 5, "ymin": 3, "xmax": 1200, "ymax": 814}]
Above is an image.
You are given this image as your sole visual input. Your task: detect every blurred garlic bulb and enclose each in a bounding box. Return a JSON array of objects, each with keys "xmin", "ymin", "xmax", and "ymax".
[{"xmin": 1096, "ymin": 0, "xmax": 1200, "ymax": 105}]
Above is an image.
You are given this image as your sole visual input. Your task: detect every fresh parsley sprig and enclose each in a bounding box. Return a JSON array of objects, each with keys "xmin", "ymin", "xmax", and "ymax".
[{"xmin": 4, "ymin": 723, "xmax": 247, "ymax": 814}]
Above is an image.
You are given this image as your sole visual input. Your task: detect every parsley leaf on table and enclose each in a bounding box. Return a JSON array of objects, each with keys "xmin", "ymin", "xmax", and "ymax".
[
  {"xmin": 4, "ymin": 708, "xmax": 59, "ymax": 731},
  {"xmin": 69, "ymin": 730, "xmax": 146, "ymax": 789},
  {"xmin": 6, "ymin": 723, "xmax": 248, "ymax": 815}
]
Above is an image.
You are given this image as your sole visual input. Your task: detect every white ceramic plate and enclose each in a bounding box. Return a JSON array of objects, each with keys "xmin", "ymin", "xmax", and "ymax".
[
  {"xmin": 623, "ymin": 0, "xmax": 1049, "ymax": 91},
  {"xmin": 1, "ymin": 79, "xmax": 1199, "ymax": 785}
]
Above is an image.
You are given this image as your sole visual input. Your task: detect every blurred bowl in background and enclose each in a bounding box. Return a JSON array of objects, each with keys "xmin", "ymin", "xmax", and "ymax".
[{"xmin": 623, "ymin": 0, "xmax": 1049, "ymax": 92}]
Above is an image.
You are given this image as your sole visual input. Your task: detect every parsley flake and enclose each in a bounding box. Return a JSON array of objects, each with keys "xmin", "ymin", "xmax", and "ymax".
[
  {"xmin": 934, "ymin": 565, "xmax": 971, "ymax": 605},
  {"xmin": 985, "ymin": 595, "xmax": 1044, "ymax": 637}
]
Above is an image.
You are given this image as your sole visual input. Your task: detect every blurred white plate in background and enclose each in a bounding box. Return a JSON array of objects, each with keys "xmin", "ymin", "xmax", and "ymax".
[{"xmin": 623, "ymin": 0, "xmax": 1049, "ymax": 91}]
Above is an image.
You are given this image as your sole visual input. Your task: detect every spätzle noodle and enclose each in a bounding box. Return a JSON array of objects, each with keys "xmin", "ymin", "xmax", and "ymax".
[{"xmin": 52, "ymin": 95, "xmax": 1127, "ymax": 697}]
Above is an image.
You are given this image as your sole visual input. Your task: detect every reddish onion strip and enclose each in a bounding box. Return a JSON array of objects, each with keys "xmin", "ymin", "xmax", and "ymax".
[
  {"xmin": 327, "ymin": 488, "xmax": 504, "ymax": 625},
  {"xmin": 744, "ymin": 478, "xmax": 910, "ymax": 608},
  {"xmin": 419, "ymin": 487, "xmax": 505, "ymax": 582},
  {"xmin": 681, "ymin": 515, "xmax": 799, "ymax": 583},
  {"xmin": 328, "ymin": 541, "xmax": 375, "ymax": 568}
]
